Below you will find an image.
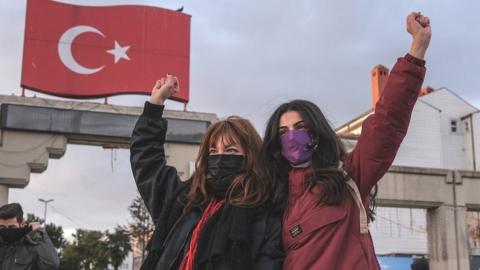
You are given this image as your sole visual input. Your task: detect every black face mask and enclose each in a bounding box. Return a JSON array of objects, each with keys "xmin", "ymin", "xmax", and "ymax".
[
  {"xmin": 206, "ymin": 154, "xmax": 245, "ymax": 199},
  {"xmin": 0, "ymin": 226, "xmax": 32, "ymax": 244}
]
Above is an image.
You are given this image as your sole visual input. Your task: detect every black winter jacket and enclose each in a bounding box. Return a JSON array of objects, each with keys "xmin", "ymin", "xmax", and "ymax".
[
  {"xmin": 0, "ymin": 229, "xmax": 59, "ymax": 270},
  {"xmin": 130, "ymin": 102, "xmax": 283, "ymax": 270}
]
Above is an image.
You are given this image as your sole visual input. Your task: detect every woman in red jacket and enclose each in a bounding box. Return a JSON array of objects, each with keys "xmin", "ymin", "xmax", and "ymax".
[{"xmin": 261, "ymin": 12, "xmax": 431, "ymax": 270}]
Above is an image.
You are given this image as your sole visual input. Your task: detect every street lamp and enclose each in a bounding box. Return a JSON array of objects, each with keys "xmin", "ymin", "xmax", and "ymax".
[{"xmin": 38, "ymin": 198, "xmax": 54, "ymax": 223}]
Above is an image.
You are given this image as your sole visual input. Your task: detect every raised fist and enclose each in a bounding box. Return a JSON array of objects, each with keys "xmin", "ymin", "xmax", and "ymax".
[
  {"xmin": 149, "ymin": 74, "xmax": 180, "ymax": 105},
  {"xmin": 407, "ymin": 12, "xmax": 432, "ymax": 60}
]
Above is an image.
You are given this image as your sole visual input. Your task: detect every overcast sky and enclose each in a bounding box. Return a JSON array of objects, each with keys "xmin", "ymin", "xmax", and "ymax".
[{"xmin": 1, "ymin": 0, "xmax": 479, "ymax": 237}]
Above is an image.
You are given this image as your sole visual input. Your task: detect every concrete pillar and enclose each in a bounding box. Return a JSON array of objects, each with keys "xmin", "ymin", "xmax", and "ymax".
[
  {"xmin": 164, "ymin": 143, "xmax": 199, "ymax": 180},
  {"xmin": 427, "ymin": 205, "xmax": 470, "ymax": 270},
  {"xmin": 453, "ymin": 170, "xmax": 480, "ymax": 270},
  {"xmin": 0, "ymin": 185, "xmax": 8, "ymax": 205},
  {"xmin": 0, "ymin": 131, "xmax": 67, "ymax": 188}
]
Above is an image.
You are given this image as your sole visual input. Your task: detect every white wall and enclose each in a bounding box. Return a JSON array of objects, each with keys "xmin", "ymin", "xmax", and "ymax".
[
  {"xmin": 393, "ymin": 101, "xmax": 443, "ymax": 168},
  {"xmin": 392, "ymin": 89, "xmax": 478, "ymax": 171},
  {"xmin": 422, "ymin": 89, "xmax": 477, "ymax": 170},
  {"xmin": 370, "ymin": 207, "xmax": 428, "ymax": 255},
  {"xmin": 439, "ymin": 113, "xmax": 469, "ymax": 170}
]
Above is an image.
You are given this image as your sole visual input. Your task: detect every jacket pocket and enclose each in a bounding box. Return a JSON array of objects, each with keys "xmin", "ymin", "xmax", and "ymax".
[
  {"xmin": 283, "ymin": 204, "xmax": 347, "ymax": 251},
  {"xmin": 13, "ymin": 254, "xmax": 33, "ymax": 270}
]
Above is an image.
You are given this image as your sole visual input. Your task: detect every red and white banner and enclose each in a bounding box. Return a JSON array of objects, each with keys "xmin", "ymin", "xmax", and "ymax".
[{"xmin": 21, "ymin": 0, "xmax": 191, "ymax": 102}]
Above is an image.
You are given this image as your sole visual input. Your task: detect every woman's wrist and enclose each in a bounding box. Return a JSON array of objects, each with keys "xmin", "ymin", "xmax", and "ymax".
[
  {"xmin": 149, "ymin": 96, "xmax": 165, "ymax": 105},
  {"xmin": 409, "ymin": 34, "xmax": 430, "ymax": 60}
]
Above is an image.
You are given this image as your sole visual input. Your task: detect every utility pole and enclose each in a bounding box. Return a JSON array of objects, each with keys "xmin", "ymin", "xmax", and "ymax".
[{"xmin": 38, "ymin": 198, "xmax": 54, "ymax": 223}]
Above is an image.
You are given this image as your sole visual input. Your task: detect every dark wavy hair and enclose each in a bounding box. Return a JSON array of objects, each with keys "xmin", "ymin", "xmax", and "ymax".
[
  {"xmin": 262, "ymin": 100, "xmax": 376, "ymax": 221},
  {"xmin": 0, "ymin": 203, "xmax": 24, "ymax": 224},
  {"xmin": 184, "ymin": 116, "xmax": 269, "ymax": 211}
]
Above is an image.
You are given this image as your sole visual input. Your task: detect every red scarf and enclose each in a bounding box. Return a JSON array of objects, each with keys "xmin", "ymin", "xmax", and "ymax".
[{"xmin": 179, "ymin": 199, "xmax": 225, "ymax": 270}]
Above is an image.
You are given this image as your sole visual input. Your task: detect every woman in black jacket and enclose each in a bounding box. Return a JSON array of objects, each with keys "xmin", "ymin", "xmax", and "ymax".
[{"xmin": 130, "ymin": 75, "xmax": 283, "ymax": 270}]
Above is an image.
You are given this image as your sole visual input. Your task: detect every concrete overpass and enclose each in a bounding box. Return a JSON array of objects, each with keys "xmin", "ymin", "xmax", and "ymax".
[
  {"xmin": 378, "ymin": 165, "xmax": 480, "ymax": 270},
  {"xmin": 0, "ymin": 94, "xmax": 217, "ymax": 203}
]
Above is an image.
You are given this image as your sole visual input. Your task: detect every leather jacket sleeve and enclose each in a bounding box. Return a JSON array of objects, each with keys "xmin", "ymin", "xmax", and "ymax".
[{"xmin": 130, "ymin": 101, "xmax": 185, "ymax": 224}]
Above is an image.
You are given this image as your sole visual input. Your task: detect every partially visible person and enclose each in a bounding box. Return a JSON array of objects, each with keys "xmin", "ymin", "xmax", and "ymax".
[
  {"xmin": 411, "ymin": 258, "xmax": 429, "ymax": 270},
  {"xmin": 0, "ymin": 203, "xmax": 59, "ymax": 270}
]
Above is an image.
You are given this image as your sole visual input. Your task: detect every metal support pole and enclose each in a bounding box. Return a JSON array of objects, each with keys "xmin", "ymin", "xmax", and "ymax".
[{"xmin": 38, "ymin": 198, "xmax": 54, "ymax": 223}]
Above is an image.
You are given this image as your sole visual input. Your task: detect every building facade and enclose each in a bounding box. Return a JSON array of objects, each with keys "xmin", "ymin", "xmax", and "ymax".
[{"xmin": 337, "ymin": 65, "xmax": 480, "ymax": 268}]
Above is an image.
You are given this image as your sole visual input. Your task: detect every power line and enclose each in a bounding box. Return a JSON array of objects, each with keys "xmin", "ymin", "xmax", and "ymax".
[{"xmin": 48, "ymin": 204, "xmax": 83, "ymax": 228}]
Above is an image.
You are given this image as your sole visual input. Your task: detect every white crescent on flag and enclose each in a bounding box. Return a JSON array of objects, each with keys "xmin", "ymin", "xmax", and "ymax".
[
  {"xmin": 58, "ymin": 25, "xmax": 131, "ymax": 75},
  {"xmin": 58, "ymin": 25, "xmax": 106, "ymax": 75}
]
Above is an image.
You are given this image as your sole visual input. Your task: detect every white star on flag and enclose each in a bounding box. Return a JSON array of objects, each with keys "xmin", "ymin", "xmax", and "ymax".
[{"xmin": 107, "ymin": 41, "xmax": 130, "ymax": 63}]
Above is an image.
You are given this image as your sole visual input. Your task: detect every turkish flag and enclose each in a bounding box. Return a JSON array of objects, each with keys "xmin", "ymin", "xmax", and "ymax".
[{"xmin": 21, "ymin": 0, "xmax": 191, "ymax": 103}]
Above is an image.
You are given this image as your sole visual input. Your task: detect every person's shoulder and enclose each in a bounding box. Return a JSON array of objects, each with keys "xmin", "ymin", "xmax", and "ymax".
[
  {"xmin": 175, "ymin": 178, "xmax": 191, "ymax": 198},
  {"xmin": 24, "ymin": 229, "xmax": 47, "ymax": 245},
  {"xmin": 248, "ymin": 205, "xmax": 282, "ymax": 243},
  {"xmin": 252, "ymin": 202, "xmax": 283, "ymax": 225}
]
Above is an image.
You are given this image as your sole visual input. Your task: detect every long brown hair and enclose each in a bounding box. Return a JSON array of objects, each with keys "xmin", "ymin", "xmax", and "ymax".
[{"xmin": 183, "ymin": 116, "xmax": 269, "ymax": 211}]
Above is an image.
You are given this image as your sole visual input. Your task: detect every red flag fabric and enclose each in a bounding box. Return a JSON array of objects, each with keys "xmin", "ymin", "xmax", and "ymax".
[{"xmin": 21, "ymin": 0, "xmax": 191, "ymax": 102}]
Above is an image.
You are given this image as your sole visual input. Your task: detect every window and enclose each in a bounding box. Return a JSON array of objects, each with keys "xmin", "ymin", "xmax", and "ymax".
[{"xmin": 451, "ymin": 120, "xmax": 458, "ymax": 133}]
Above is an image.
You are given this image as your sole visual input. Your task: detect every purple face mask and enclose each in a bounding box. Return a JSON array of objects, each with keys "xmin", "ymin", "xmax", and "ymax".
[{"xmin": 280, "ymin": 129, "xmax": 313, "ymax": 165}]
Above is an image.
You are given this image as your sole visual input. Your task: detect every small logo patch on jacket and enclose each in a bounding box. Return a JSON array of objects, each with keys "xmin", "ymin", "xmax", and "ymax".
[{"xmin": 290, "ymin": 225, "xmax": 302, "ymax": 238}]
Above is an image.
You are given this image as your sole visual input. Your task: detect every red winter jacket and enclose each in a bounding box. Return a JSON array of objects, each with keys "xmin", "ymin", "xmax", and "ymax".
[{"xmin": 282, "ymin": 54, "xmax": 426, "ymax": 270}]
